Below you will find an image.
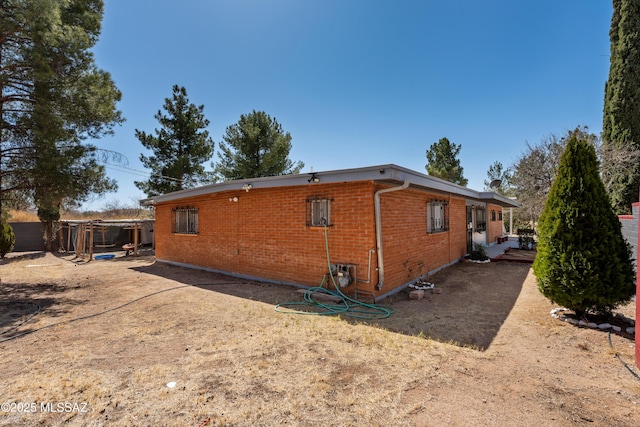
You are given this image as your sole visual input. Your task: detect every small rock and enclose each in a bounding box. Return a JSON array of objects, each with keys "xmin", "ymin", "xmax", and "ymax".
[
  {"xmin": 626, "ymin": 327, "xmax": 635, "ymax": 334},
  {"xmin": 409, "ymin": 290, "xmax": 425, "ymax": 300},
  {"xmin": 588, "ymin": 322, "xmax": 598, "ymax": 329},
  {"xmin": 597, "ymin": 323, "xmax": 612, "ymax": 330},
  {"xmin": 611, "ymin": 325, "xmax": 622, "ymax": 332}
]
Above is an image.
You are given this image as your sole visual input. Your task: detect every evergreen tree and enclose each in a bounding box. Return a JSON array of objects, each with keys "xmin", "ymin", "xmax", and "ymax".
[
  {"xmin": 533, "ymin": 133, "xmax": 634, "ymax": 316},
  {"xmin": 0, "ymin": 220, "xmax": 15, "ymax": 258},
  {"xmin": 1, "ymin": 0, "xmax": 123, "ymax": 250},
  {"xmin": 215, "ymin": 110, "xmax": 304, "ymax": 181},
  {"xmin": 483, "ymin": 161, "xmax": 513, "ymax": 195},
  {"xmin": 135, "ymin": 85, "xmax": 214, "ymax": 197},
  {"xmin": 602, "ymin": 0, "xmax": 640, "ymax": 214},
  {"xmin": 425, "ymin": 137, "xmax": 468, "ymax": 186}
]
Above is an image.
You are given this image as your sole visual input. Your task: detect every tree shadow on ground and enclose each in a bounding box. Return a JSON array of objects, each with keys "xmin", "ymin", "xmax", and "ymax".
[
  {"xmin": 368, "ymin": 262, "xmax": 531, "ymax": 350},
  {"xmin": 60, "ymin": 247, "xmax": 156, "ymax": 264},
  {"xmin": 132, "ymin": 261, "xmax": 294, "ymax": 305},
  {"xmin": 0, "ymin": 281, "xmax": 89, "ymax": 342},
  {"xmin": 1, "ymin": 251, "xmax": 47, "ymax": 265},
  {"xmin": 133, "ymin": 260, "xmax": 532, "ymax": 351}
]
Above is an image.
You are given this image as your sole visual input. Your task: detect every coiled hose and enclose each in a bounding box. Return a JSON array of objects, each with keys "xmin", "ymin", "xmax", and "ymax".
[{"xmin": 275, "ymin": 225, "xmax": 395, "ymax": 319}]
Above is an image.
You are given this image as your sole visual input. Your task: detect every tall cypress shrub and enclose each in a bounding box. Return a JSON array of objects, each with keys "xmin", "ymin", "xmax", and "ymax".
[
  {"xmin": 533, "ymin": 134, "xmax": 635, "ymax": 316},
  {"xmin": 602, "ymin": 0, "xmax": 640, "ymax": 214}
]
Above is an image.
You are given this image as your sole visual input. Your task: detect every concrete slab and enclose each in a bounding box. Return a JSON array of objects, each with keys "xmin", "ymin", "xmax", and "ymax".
[
  {"xmin": 487, "ymin": 237, "xmax": 536, "ymax": 263},
  {"xmin": 486, "ymin": 236, "xmax": 519, "ymax": 259}
]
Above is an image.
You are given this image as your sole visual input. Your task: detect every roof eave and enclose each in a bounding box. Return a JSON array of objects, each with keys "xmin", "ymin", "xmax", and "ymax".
[
  {"xmin": 477, "ymin": 192, "xmax": 521, "ymax": 208},
  {"xmin": 139, "ymin": 164, "xmax": 521, "ymax": 208}
]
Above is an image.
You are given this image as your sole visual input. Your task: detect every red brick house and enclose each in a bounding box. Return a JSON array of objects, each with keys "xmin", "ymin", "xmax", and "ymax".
[{"xmin": 143, "ymin": 165, "xmax": 519, "ymax": 300}]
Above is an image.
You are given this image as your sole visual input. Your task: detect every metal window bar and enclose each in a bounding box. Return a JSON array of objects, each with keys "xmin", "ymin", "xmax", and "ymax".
[
  {"xmin": 428, "ymin": 200, "xmax": 449, "ymax": 233},
  {"xmin": 306, "ymin": 197, "xmax": 333, "ymax": 227},
  {"xmin": 476, "ymin": 207, "xmax": 487, "ymax": 232},
  {"xmin": 310, "ymin": 199, "xmax": 330, "ymax": 226},
  {"xmin": 173, "ymin": 207, "xmax": 198, "ymax": 234}
]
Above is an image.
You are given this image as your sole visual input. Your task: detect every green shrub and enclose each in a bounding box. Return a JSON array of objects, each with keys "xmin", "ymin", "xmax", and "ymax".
[
  {"xmin": 533, "ymin": 134, "xmax": 635, "ymax": 316},
  {"xmin": 0, "ymin": 221, "xmax": 15, "ymax": 258},
  {"xmin": 469, "ymin": 243, "xmax": 489, "ymax": 261}
]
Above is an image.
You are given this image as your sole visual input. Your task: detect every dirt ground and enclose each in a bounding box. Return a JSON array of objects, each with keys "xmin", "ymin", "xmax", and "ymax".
[{"xmin": 0, "ymin": 250, "xmax": 638, "ymax": 426}]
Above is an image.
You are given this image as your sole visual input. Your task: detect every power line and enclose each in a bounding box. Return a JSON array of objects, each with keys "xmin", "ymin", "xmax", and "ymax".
[{"xmin": 103, "ymin": 162, "xmax": 183, "ymax": 183}]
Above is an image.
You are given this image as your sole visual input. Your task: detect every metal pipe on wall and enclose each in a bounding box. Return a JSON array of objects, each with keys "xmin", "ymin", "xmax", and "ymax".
[
  {"xmin": 357, "ymin": 248, "xmax": 376, "ymax": 284},
  {"xmin": 374, "ymin": 179, "xmax": 410, "ymax": 291}
]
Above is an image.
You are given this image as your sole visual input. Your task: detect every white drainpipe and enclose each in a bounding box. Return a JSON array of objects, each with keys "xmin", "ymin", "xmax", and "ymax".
[{"xmin": 374, "ymin": 179, "xmax": 410, "ymax": 290}]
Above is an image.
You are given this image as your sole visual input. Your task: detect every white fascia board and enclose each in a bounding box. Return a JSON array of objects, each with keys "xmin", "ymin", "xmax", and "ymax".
[
  {"xmin": 141, "ymin": 164, "xmax": 403, "ymax": 205},
  {"xmin": 140, "ymin": 164, "xmax": 519, "ymax": 207}
]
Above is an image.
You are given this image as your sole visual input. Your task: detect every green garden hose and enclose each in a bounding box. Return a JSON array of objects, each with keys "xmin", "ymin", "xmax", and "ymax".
[{"xmin": 275, "ymin": 226, "xmax": 395, "ymax": 319}]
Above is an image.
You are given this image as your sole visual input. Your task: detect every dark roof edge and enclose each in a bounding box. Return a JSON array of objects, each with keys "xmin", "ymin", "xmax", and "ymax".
[{"xmin": 141, "ymin": 164, "xmax": 520, "ymax": 208}]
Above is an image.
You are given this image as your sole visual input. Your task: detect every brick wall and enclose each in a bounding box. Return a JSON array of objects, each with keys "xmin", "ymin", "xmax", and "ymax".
[
  {"xmin": 377, "ymin": 187, "xmax": 467, "ymax": 291},
  {"xmin": 156, "ymin": 182, "xmax": 379, "ymax": 293},
  {"xmin": 155, "ymin": 181, "xmax": 470, "ymax": 297}
]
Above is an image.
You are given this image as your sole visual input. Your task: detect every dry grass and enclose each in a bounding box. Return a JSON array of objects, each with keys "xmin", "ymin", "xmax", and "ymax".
[
  {"xmin": 0, "ymin": 256, "xmax": 445, "ymax": 426},
  {"xmin": 6, "ymin": 208, "xmax": 154, "ymax": 223},
  {"xmin": 0, "ymin": 252, "xmax": 638, "ymax": 426},
  {"xmin": 6, "ymin": 210, "xmax": 39, "ymax": 222}
]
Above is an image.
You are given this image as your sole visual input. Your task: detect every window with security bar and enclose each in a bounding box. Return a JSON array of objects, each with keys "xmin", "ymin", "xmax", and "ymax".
[
  {"xmin": 427, "ymin": 200, "xmax": 449, "ymax": 233},
  {"xmin": 476, "ymin": 206, "xmax": 487, "ymax": 232},
  {"xmin": 172, "ymin": 207, "xmax": 198, "ymax": 234},
  {"xmin": 306, "ymin": 197, "xmax": 332, "ymax": 227}
]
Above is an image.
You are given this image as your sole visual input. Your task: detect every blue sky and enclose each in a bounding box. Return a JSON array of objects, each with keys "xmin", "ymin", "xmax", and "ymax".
[{"xmin": 85, "ymin": 0, "xmax": 613, "ymax": 209}]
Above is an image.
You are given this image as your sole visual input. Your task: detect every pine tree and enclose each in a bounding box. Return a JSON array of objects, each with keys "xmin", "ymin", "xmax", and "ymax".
[
  {"xmin": 533, "ymin": 133, "xmax": 634, "ymax": 316},
  {"xmin": 1, "ymin": 0, "xmax": 123, "ymax": 250},
  {"xmin": 425, "ymin": 137, "xmax": 468, "ymax": 186},
  {"xmin": 602, "ymin": 0, "xmax": 640, "ymax": 214},
  {"xmin": 135, "ymin": 85, "xmax": 214, "ymax": 197},
  {"xmin": 215, "ymin": 110, "xmax": 303, "ymax": 181},
  {"xmin": 483, "ymin": 161, "xmax": 513, "ymax": 195}
]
